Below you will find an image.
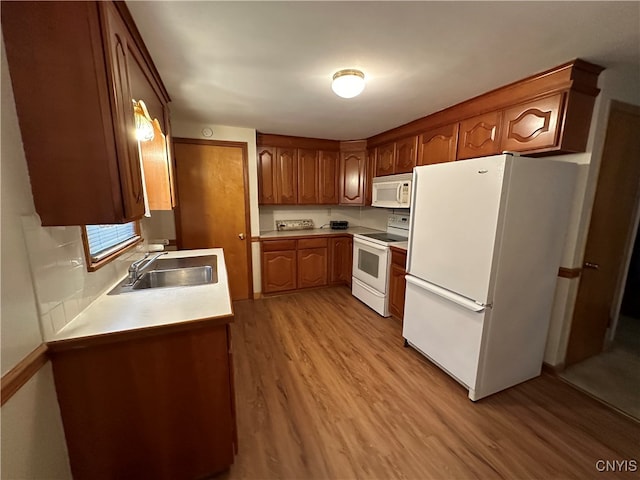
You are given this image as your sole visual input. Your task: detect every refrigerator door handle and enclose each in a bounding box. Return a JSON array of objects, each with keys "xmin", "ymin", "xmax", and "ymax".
[{"xmin": 405, "ymin": 275, "xmax": 489, "ymax": 312}]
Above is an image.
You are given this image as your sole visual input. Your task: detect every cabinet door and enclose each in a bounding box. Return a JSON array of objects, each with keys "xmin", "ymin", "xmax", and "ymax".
[
  {"xmin": 376, "ymin": 142, "xmax": 395, "ymax": 176},
  {"xmin": 329, "ymin": 237, "xmax": 350, "ymax": 285},
  {"xmin": 395, "ymin": 136, "xmax": 418, "ymax": 173},
  {"xmin": 319, "ymin": 151, "xmax": 339, "ymax": 204},
  {"xmin": 102, "ymin": 3, "xmax": 146, "ymax": 220},
  {"xmin": 418, "ymin": 124, "xmax": 459, "ymax": 165},
  {"xmin": 339, "ymin": 151, "xmax": 366, "ymax": 205},
  {"xmin": 257, "ymin": 147, "xmax": 276, "ymax": 204},
  {"xmin": 457, "ymin": 111, "xmax": 502, "ymax": 160},
  {"xmin": 388, "ymin": 264, "xmax": 407, "ymax": 320},
  {"xmin": 276, "ymin": 148, "xmax": 298, "ymax": 204},
  {"xmin": 365, "ymin": 149, "xmax": 376, "ymax": 206},
  {"xmin": 262, "ymin": 250, "xmax": 297, "ymax": 293},
  {"xmin": 500, "ymin": 93, "xmax": 564, "ymax": 153},
  {"xmin": 297, "ymin": 149, "xmax": 319, "ymax": 204},
  {"xmin": 298, "ymin": 248, "xmax": 328, "ymax": 288}
]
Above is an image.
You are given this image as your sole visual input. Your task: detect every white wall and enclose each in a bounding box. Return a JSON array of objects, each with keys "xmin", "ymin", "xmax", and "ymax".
[
  {"xmin": 543, "ymin": 64, "xmax": 640, "ymax": 366},
  {"xmin": 258, "ymin": 205, "xmax": 389, "ymax": 232},
  {"xmin": 1, "ymin": 34, "xmax": 72, "ymax": 478}
]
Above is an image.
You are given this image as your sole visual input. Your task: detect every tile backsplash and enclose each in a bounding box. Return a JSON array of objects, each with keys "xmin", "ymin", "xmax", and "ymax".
[{"xmin": 20, "ymin": 214, "xmax": 148, "ymax": 340}]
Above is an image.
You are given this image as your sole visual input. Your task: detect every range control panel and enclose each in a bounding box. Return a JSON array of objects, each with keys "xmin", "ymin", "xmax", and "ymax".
[{"xmin": 388, "ymin": 214, "xmax": 411, "ymax": 231}]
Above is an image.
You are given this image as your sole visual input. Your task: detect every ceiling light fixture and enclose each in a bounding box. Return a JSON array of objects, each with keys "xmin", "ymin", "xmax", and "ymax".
[
  {"xmin": 331, "ymin": 69, "xmax": 365, "ymax": 98},
  {"xmin": 132, "ymin": 99, "xmax": 155, "ymax": 142}
]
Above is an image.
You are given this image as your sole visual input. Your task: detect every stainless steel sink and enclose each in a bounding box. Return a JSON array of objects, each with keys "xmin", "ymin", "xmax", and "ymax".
[
  {"xmin": 108, "ymin": 254, "xmax": 218, "ymax": 294},
  {"xmin": 132, "ymin": 266, "xmax": 215, "ymax": 290}
]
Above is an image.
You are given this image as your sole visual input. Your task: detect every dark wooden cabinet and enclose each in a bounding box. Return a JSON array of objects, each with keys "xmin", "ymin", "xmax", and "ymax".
[
  {"xmin": 339, "ymin": 150, "xmax": 367, "ymax": 205},
  {"xmin": 276, "ymin": 148, "xmax": 298, "ymax": 204},
  {"xmin": 457, "ymin": 111, "xmax": 502, "ymax": 160},
  {"xmin": 418, "ymin": 124, "xmax": 459, "ymax": 166},
  {"xmin": 258, "ymin": 147, "xmax": 277, "ymax": 204},
  {"xmin": 49, "ymin": 320, "xmax": 237, "ymax": 479},
  {"xmin": 500, "ymin": 92, "xmax": 564, "ymax": 154},
  {"xmin": 376, "ymin": 143, "xmax": 396, "ymax": 177},
  {"xmin": 2, "ymin": 1, "xmax": 169, "ymax": 225},
  {"xmin": 319, "ymin": 151, "xmax": 339, "ymax": 204},
  {"xmin": 395, "ymin": 136, "xmax": 419, "ymax": 173},
  {"xmin": 388, "ymin": 248, "xmax": 408, "ymax": 321},
  {"xmin": 298, "ymin": 149, "xmax": 319, "ymax": 204},
  {"xmin": 298, "ymin": 238, "xmax": 328, "ymax": 288},
  {"xmin": 262, "ymin": 240, "xmax": 297, "ymax": 293},
  {"xmin": 329, "ymin": 236, "xmax": 353, "ymax": 286},
  {"xmin": 365, "ymin": 149, "xmax": 376, "ymax": 206}
]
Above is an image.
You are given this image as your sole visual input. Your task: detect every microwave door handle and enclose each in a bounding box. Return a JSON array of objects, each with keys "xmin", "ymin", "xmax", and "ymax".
[{"xmin": 396, "ymin": 183, "xmax": 403, "ymax": 203}]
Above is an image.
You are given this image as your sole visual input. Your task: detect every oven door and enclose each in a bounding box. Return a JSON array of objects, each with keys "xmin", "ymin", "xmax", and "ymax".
[{"xmin": 352, "ymin": 237, "xmax": 390, "ymax": 294}]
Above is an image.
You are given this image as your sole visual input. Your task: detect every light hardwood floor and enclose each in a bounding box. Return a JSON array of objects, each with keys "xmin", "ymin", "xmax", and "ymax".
[{"xmin": 223, "ymin": 287, "xmax": 640, "ymax": 479}]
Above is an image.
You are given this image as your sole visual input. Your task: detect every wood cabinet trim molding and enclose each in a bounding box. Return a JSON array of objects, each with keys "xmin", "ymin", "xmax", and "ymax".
[
  {"xmin": 1, "ymin": 343, "xmax": 49, "ymax": 406},
  {"xmin": 257, "ymin": 133, "xmax": 340, "ymax": 151}
]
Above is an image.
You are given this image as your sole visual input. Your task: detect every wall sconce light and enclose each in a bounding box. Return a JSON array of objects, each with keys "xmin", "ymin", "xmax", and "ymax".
[
  {"xmin": 331, "ymin": 69, "xmax": 366, "ymax": 98},
  {"xmin": 132, "ymin": 99, "xmax": 155, "ymax": 142}
]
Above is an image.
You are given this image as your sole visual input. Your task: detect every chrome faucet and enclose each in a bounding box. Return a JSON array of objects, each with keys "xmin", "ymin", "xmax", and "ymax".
[{"xmin": 127, "ymin": 251, "xmax": 168, "ymax": 285}]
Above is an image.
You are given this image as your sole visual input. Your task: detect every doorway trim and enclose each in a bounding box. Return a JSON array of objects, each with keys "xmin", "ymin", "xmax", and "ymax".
[{"xmin": 173, "ymin": 137, "xmax": 254, "ymax": 300}]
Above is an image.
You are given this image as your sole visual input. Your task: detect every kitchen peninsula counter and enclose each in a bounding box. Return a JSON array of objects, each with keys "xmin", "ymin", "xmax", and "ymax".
[{"xmin": 48, "ymin": 248, "xmax": 232, "ymax": 350}]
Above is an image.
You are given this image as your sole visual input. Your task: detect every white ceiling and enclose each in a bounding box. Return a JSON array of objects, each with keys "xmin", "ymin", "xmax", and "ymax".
[{"xmin": 127, "ymin": 1, "xmax": 640, "ymax": 140}]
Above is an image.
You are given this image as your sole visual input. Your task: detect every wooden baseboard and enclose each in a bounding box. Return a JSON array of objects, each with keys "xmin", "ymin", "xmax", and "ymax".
[
  {"xmin": 558, "ymin": 267, "xmax": 581, "ymax": 279},
  {"xmin": 253, "ymin": 292, "xmax": 263, "ymax": 299},
  {"xmin": 542, "ymin": 361, "xmax": 566, "ymax": 375},
  {"xmin": 1, "ymin": 343, "xmax": 49, "ymax": 406}
]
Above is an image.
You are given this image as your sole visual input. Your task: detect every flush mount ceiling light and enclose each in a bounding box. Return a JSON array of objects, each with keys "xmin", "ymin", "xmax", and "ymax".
[{"xmin": 331, "ymin": 69, "xmax": 365, "ymax": 98}]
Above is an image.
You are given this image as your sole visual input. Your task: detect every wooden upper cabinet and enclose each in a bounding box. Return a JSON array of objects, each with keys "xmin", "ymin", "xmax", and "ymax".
[
  {"xmin": 297, "ymin": 149, "xmax": 319, "ymax": 204},
  {"xmin": 500, "ymin": 93, "xmax": 564, "ymax": 154},
  {"xmin": 1, "ymin": 1, "xmax": 168, "ymax": 225},
  {"xmin": 395, "ymin": 136, "xmax": 418, "ymax": 173},
  {"xmin": 276, "ymin": 148, "xmax": 298, "ymax": 204},
  {"xmin": 418, "ymin": 124, "xmax": 459, "ymax": 166},
  {"xmin": 258, "ymin": 147, "xmax": 277, "ymax": 204},
  {"xmin": 457, "ymin": 111, "xmax": 502, "ymax": 160},
  {"xmin": 365, "ymin": 149, "xmax": 376, "ymax": 206},
  {"xmin": 339, "ymin": 150, "xmax": 366, "ymax": 205},
  {"xmin": 376, "ymin": 143, "xmax": 395, "ymax": 176},
  {"xmin": 319, "ymin": 151, "xmax": 339, "ymax": 204}
]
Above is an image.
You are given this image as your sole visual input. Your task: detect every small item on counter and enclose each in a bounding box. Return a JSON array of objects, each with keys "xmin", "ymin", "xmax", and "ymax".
[
  {"xmin": 276, "ymin": 219, "xmax": 315, "ymax": 231},
  {"xmin": 330, "ymin": 220, "xmax": 349, "ymax": 230}
]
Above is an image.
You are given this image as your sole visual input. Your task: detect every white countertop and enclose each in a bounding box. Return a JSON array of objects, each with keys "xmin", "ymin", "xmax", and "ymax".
[
  {"xmin": 260, "ymin": 226, "xmax": 384, "ymax": 239},
  {"xmin": 49, "ymin": 249, "xmax": 233, "ymax": 344}
]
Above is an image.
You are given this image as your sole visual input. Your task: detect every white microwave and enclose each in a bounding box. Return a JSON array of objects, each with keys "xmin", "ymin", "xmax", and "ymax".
[{"xmin": 371, "ymin": 173, "xmax": 412, "ymax": 208}]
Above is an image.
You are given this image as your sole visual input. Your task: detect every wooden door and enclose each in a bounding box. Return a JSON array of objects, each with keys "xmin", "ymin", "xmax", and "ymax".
[
  {"xmin": 298, "ymin": 149, "xmax": 319, "ymax": 204},
  {"xmin": 174, "ymin": 139, "xmax": 252, "ymax": 301},
  {"xmin": 298, "ymin": 248, "xmax": 328, "ymax": 288},
  {"xmin": 318, "ymin": 151, "xmax": 339, "ymax": 204},
  {"xmin": 457, "ymin": 111, "xmax": 502, "ymax": 160},
  {"xmin": 418, "ymin": 124, "xmax": 459, "ymax": 165},
  {"xmin": 258, "ymin": 147, "xmax": 276, "ymax": 204},
  {"xmin": 276, "ymin": 147, "xmax": 298, "ymax": 204},
  {"xmin": 376, "ymin": 142, "xmax": 395, "ymax": 176},
  {"xmin": 395, "ymin": 136, "xmax": 418, "ymax": 173},
  {"xmin": 262, "ymin": 251, "xmax": 297, "ymax": 293},
  {"xmin": 500, "ymin": 93, "xmax": 564, "ymax": 153},
  {"xmin": 565, "ymin": 102, "xmax": 640, "ymax": 365},
  {"xmin": 339, "ymin": 151, "xmax": 366, "ymax": 205}
]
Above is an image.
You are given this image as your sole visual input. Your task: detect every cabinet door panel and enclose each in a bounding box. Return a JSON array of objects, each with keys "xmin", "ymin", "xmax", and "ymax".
[
  {"xmin": 319, "ymin": 151, "xmax": 339, "ymax": 204},
  {"xmin": 418, "ymin": 124, "xmax": 459, "ymax": 165},
  {"xmin": 365, "ymin": 149, "xmax": 376, "ymax": 206},
  {"xmin": 376, "ymin": 143, "xmax": 395, "ymax": 176},
  {"xmin": 388, "ymin": 263, "xmax": 407, "ymax": 320},
  {"xmin": 457, "ymin": 111, "xmax": 502, "ymax": 160},
  {"xmin": 298, "ymin": 149, "xmax": 319, "ymax": 204},
  {"xmin": 339, "ymin": 151, "xmax": 366, "ymax": 205},
  {"xmin": 501, "ymin": 93, "xmax": 564, "ymax": 153},
  {"xmin": 298, "ymin": 248, "xmax": 328, "ymax": 288},
  {"xmin": 276, "ymin": 148, "xmax": 298, "ymax": 204},
  {"xmin": 263, "ymin": 251, "xmax": 297, "ymax": 293},
  {"xmin": 258, "ymin": 147, "xmax": 276, "ymax": 204},
  {"xmin": 395, "ymin": 136, "xmax": 418, "ymax": 173}
]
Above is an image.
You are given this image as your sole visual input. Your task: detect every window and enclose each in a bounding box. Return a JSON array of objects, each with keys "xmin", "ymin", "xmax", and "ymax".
[{"xmin": 82, "ymin": 221, "xmax": 141, "ymax": 271}]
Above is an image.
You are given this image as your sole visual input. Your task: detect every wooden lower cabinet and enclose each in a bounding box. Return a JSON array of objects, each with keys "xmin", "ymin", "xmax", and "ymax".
[
  {"xmin": 262, "ymin": 250, "xmax": 297, "ymax": 293},
  {"xmin": 298, "ymin": 247, "xmax": 328, "ymax": 288},
  {"xmin": 388, "ymin": 248, "xmax": 408, "ymax": 321},
  {"xmin": 329, "ymin": 236, "xmax": 353, "ymax": 286},
  {"xmin": 49, "ymin": 321, "xmax": 237, "ymax": 480}
]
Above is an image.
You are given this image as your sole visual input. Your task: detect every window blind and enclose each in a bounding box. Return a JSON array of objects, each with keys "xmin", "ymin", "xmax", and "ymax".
[{"xmin": 86, "ymin": 222, "xmax": 139, "ymax": 262}]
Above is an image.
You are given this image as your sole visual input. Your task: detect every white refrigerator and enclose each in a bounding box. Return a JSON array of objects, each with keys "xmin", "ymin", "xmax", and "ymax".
[{"xmin": 403, "ymin": 153, "xmax": 576, "ymax": 401}]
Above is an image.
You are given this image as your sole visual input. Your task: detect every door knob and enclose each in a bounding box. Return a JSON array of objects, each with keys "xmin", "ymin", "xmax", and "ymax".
[
  {"xmin": 238, "ymin": 233, "xmax": 245, "ymax": 240},
  {"xmin": 583, "ymin": 261, "xmax": 599, "ymax": 270}
]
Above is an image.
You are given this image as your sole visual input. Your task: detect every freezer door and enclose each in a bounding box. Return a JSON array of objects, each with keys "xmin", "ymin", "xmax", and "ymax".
[
  {"xmin": 407, "ymin": 155, "xmax": 507, "ymax": 303},
  {"xmin": 402, "ymin": 275, "xmax": 486, "ymax": 390}
]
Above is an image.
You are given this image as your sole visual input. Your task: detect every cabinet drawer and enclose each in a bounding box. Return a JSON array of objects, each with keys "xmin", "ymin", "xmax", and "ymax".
[
  {"xmin": 391, "ymin": 249, "xmax": 407, "ymax": 267},
  {"xmin": 262, "ymin": 239, "xmax": 297, "ymax": 252},
  {"xmin": 298, "ymin": 238, "xmax": 328, "ymax": 249}
]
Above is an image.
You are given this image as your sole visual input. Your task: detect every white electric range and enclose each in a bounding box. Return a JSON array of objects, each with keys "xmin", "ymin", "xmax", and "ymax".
[{"xmin": 352, "ymin": 214, "xmax": 410, "ymax": 316}]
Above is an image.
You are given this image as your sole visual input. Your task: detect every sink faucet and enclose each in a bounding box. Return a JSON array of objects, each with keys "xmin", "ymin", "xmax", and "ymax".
[{"xmin": 127, "ymin": 251, "xmax": 168, "ymax": 285}]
